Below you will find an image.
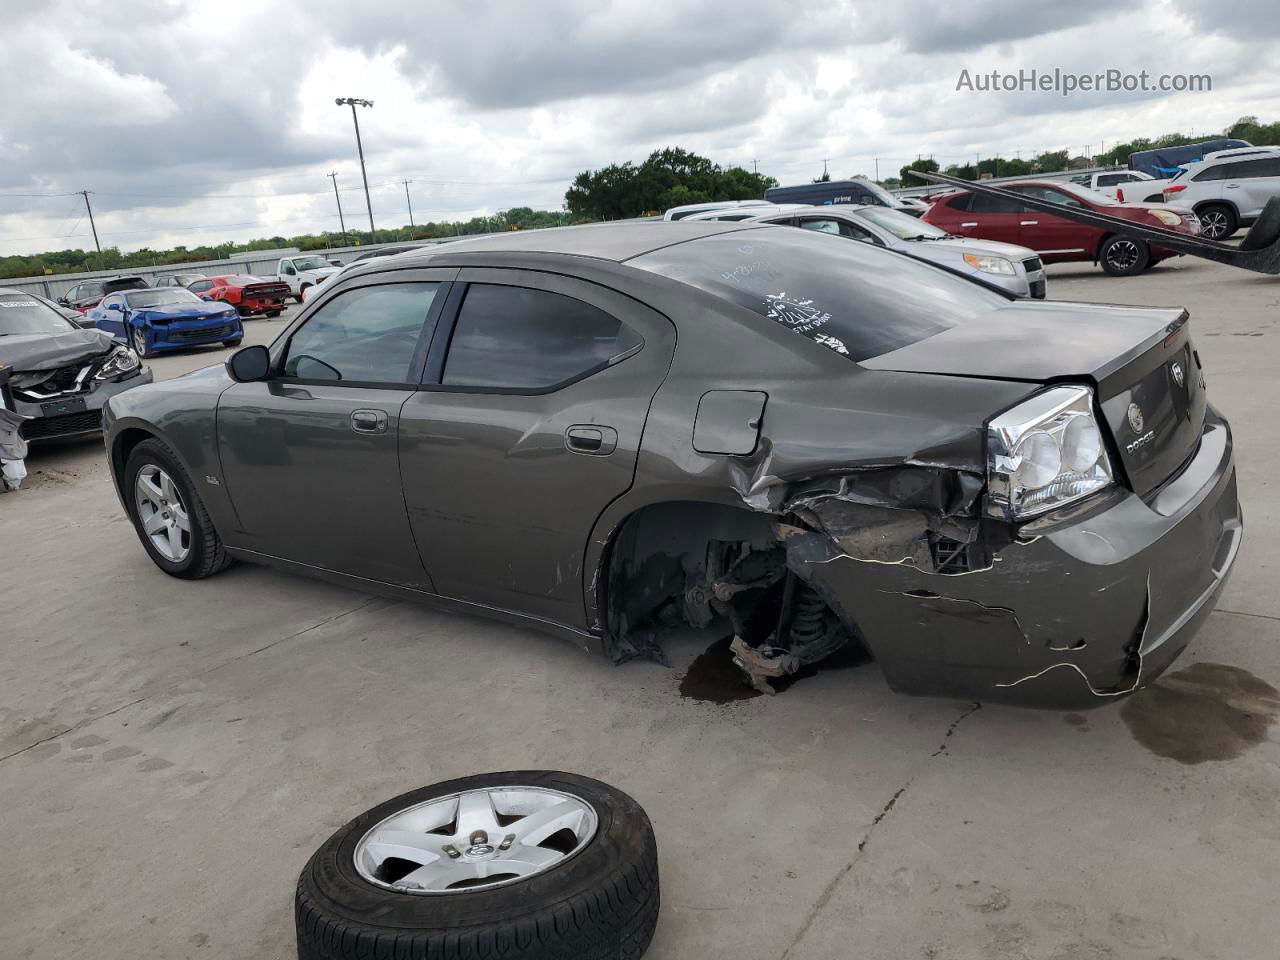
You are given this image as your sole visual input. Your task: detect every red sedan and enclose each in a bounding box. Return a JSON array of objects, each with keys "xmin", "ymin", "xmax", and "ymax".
[
  {"xmin": 923, "ymin": 180, "xmax": 1201, "ymax": 276},
  {"xmin": 187, "ymin": 275, "xmax": 290, "ymax": 317}
]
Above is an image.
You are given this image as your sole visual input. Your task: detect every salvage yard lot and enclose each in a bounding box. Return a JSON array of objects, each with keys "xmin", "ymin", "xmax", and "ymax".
[{"xmin": 3, "ymin": 258, "xmax": 1278, "ymax": 960}]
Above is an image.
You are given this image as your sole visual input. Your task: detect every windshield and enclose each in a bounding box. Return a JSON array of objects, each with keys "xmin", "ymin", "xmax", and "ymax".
[
  {"xmin": 125, "ymin": 289, "xmax": 202, "ymax": 308},
  {"xmin": 856, "ymin": 207, "xmax": 950, "ymax": 240},
  {"xmin": 854, "ymin": 178, "xmax": 898, "ymax": 206},
  {"xmin": 292, "ymin": 257, "xmax": 332, "ymax": 271},
  {"xmin": 631, "ymin": 227, "xmax": 1004, "ymax": 363},
  {"xmin": 0, "ymin": 294, "xmax": 75, "ymax": 336}
]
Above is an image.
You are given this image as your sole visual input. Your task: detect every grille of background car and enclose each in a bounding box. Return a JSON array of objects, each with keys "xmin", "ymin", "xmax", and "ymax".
[
  {"xmin": 167, "ymin": 325, "xmax": 233, "ymax": 342},
  {"xmin": 22, "ymin": 410, "xmax": 103, "ymax": 440}
]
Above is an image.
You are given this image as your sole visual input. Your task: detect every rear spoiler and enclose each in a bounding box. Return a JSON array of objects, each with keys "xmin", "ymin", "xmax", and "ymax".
[{"xmin": 909, "ymin": 170, "xmax": 1280, "ymax": 275}]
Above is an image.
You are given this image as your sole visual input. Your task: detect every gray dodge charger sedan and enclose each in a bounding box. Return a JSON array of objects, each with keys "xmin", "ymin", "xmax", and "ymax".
[{"xmin": 103, "ymin": 222, "xmax": 1241, "ymax": 708}]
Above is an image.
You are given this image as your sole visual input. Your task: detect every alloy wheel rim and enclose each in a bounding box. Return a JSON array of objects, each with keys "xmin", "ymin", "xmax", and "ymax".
[
  {"xmin": 1201, "ymin": 211, "xmax": 1228, "ymax": 239},
  {"xmin": 132, "ymin": 328, "xmax": 146, "ymax": 355},
  {"xmin": 354, "ymin": 786, "xmax": 598, "ymax": 895},
  {"xmin": 1108, "ymin": 240, "xmax": 1139, "ymax": 270},
  {"xmin": 134, "ymin": 464, "xmax": 191, "ymax": 562}
]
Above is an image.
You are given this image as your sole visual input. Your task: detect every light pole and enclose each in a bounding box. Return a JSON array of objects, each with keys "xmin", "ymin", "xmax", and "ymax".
[
  {"xmin": 335, "ymin": 97, "xmax": 375, "ymax": 235},
  {"xmin": 327, "ymin": 171, "xmax": 347, "ymax": 243}
]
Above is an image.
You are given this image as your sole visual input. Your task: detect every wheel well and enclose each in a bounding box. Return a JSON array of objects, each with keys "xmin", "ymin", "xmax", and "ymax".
[
  {"xmin": 110, "ymin": 426, "xmax": 159, "ymax": 491},
  {"xmin": 598, "ymin": 501, "xmax": 855, "ymax": 686},
  {"xmin": 1194, "ymin": 199, "xmax": 1237, "ymax": 216}
]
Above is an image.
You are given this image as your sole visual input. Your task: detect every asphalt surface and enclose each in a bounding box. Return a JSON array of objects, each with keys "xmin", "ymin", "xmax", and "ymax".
[{"xmin": 2, "ymin": 257, "xmax": 1278, "ymax": 960}]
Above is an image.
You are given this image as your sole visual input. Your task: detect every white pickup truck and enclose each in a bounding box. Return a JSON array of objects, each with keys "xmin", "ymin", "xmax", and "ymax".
[{"xmin": 275, "ymin": 255, "xmax": 343, "ymax": 302}]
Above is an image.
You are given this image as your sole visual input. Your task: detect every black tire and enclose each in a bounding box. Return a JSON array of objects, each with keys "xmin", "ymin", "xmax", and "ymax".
[
  {"xmin": 123, "ymin": 437, "xmax": 232, "ymax": 580},
  {"xmin": 1099, "ymin": 234, "xmax": 1150, "ymax": 276},
  {"xmin": 298, "ymin": 284, "xmax": 311, "ymax": 302},
  {"xmin": 1197, "ymin": 203, "xmax": 1237, "ymax": 241},
  {"xmin": 296, "ymin": 771, "xmax": 659, "ymax": 960},
  {"xmin": 128, "ymin": 324, "xmax": 153, "ymax": 358},
  {"xmin": 266, "ymin": 309, "xmax": 282, "ymax": 317}
]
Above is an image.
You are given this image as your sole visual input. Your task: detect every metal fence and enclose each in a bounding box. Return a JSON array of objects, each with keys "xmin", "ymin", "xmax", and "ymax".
[{"xmin": 0, "ymin": 239, "xmax": 454, "ymax": 299}]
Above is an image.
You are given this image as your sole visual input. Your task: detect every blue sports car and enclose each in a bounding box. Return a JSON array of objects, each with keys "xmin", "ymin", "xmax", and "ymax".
[{"xmin": 88, "ymin": 288, "xmax": 243, "ymax": 358}]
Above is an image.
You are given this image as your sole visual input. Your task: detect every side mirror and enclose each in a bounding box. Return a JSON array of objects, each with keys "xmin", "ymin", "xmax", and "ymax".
[
  {"xmin": 57, "ymin": 297, "xmax": 70, "ymax": 305},
  {"xmin": 226, "ymin": 344, "xmax": 271, "ymax": 383},
  {"xmin": 106, "ymin": 302, "xmax": 121, "ymax": 312},
  {"xmin": 200, "ymin": 295, "xmax": 213, "ymax": 301}
]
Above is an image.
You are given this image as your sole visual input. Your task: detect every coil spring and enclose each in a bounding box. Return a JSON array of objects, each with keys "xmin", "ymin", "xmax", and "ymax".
[{"xmin": 787, "ymin": 583, "xmax": 829, "ymax": 645}]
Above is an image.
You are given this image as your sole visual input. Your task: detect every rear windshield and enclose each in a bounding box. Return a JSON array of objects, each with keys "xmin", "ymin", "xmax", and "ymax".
[
  {"xmin": 104, "ymin": 277, "xmax": 148, "ymax": 293},
  {"xmin": 0, "ymin": 294, "xmax": 75, "ymax": 336},
  {"xmin": 630, "ymin": 228, "xmax": 1004, "ymax": 362}
]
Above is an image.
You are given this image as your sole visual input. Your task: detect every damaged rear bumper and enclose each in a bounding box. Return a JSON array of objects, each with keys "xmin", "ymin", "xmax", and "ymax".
[{"xmin": 794, "ymin": 409, "xmax": 1241, "ymax": 709}]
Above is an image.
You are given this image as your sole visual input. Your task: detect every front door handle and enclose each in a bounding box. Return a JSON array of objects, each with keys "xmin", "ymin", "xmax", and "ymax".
[
  {"xmin": 960, "ymin": 221, "xmax": 978, "ymax": 228},
  {"xmin": 565, "ymin": 425, "xmax": 618, "ymax": 456},
  {"xmin": 1224, "ymin": 183, "xmax": 1240, "ymax": 189},
  {"xmin": 1020, "ymin": 220, "xmax": 1039, "ymax": 226},
  {"xmin": 351, "ymin": 409, "xmax": 388, "ymax": 434}
]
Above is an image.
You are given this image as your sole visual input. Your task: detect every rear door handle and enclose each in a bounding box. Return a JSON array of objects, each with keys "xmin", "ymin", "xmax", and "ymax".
[
  {"xmin": 565, "ymin": 425, "xmax": 618, "ymax": 456},
  {"xmin": 351, "ymin": 409, "xmax": 388, "ymax": 434},
  {"xmin": 1020, "ymin": 220, "xmax": 1039, "ymax": 225},
  {"xmin": 1224, "ymin": 183, "xmax": 1240, "ymax": 189},
  {"xmin": 960, "ymin": 222, "xmax": 978, "ymax": 227}
]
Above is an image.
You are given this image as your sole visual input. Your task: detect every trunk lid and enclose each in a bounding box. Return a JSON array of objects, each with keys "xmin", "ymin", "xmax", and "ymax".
[{"xmin": 863, "ymin": 301, "xmax": 1206, "ymax": 497}]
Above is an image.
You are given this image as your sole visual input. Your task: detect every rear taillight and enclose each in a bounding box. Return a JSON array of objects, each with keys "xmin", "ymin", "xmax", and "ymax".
[
  {"xmin": 1164, "ymin": 185, "xmax": 1186, "ymax": 198},
  {"xmin": 1116, "ymin": 188, "xmax": 1125, "ymax": 202}
]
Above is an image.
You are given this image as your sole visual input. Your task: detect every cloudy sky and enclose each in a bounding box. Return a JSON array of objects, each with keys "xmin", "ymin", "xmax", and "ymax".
[{"xmin": 1, "ymin": 0, "xmax": 1276, "ymax": 256}]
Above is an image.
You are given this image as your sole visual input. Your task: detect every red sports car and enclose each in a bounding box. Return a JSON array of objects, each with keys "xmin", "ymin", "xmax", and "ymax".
[
  {"xmin": 186, "ymin": 275, "xmax": 290, "ymax": 317},
  {"xmin": 923, "ymin": 180, "xmax": 1201, "ymax": 276}
]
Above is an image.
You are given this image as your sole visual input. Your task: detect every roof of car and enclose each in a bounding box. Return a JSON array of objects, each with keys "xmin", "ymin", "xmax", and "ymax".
[{"xmin": 396, "ymin": 220, "xmax": 761, "ymax": 264}]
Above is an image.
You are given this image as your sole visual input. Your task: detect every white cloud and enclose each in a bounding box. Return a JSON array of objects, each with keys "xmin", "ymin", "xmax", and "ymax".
[{"xmin": 0, "ymin": 0, "xmax": 1273, "ymax": 257}]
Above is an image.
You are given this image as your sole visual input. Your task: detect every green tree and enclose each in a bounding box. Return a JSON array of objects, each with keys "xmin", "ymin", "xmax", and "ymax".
[
  {"xmin": 565, "ymin": 148, "xmax": 776, "ymax": 219},
  {"xmin": 900, "ymin": 158, "xmax": 938, "ymax": 186}
]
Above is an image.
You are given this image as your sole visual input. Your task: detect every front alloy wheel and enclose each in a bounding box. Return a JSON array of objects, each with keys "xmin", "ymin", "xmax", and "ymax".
[
  {"xmin": 134, "ymin": 464, "xmax": 190, "ymax": 563},
  {"xmin": 1100, "ymin": 235, "xmax": 1150, "ymax": 277},
  {"xmin": 124, "ymin": 438, "xmax": 232, "ymax": 579},
  {"xmin": 130, "ymin": 326, "xmax": 152, "ymax": 358}
]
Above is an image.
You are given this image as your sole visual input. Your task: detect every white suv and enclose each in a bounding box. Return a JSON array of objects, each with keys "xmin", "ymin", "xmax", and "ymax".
[{"xmin": 1162, "ymin": 147, "xmax": 1280, "ymax": 240}]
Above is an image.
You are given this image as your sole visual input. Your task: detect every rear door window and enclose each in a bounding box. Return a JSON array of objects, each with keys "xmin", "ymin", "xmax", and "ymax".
[
  {"xmin": 442, "ymin": 284, "xmax": 641, "ymax": 390},
  {"xmin": 968, "ymin": 192, "xmax": 1022, "ymax": 214},
  {"xmin": 282, "ymin": 282, "xmax": 442, "ymax": 384}
]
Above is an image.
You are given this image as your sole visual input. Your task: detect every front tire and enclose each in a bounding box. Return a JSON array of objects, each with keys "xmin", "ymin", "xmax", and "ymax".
[
  {"xmin": 298, "ymin": 284, "xmax": 312, "ymax": 303},
  {"xmin": 296, "ymin": 771, "xmax": 660, "ymax": 960},
  {"xmin": 124, "ymin": 438, "xmax": 232, "ymax": 580},
  {"xmin": 1197, "ymin": 204, "xmax": 1237, "ymax": 241},
  {"xmin": 1099, "ymin": 235, "xmax": 1150, "ymax": 276},
  {"xmin": 266, "ymin": 309, "xmax": 282, "ymax": 317},
  {"xmin": 129, "ymin": 325, "xmax": 153, "ymax": 358}
]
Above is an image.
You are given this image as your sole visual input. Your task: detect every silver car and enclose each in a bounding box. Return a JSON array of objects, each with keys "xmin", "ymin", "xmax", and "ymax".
[{"xmin": 747, "ymin": 204, "xmax": 1048, "ymax": 298}]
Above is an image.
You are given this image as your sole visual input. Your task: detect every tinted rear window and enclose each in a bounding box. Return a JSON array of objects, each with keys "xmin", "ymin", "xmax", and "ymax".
[{"xmin": 630, "ymin": 228, "xmax": 1004, "ymax": 362}]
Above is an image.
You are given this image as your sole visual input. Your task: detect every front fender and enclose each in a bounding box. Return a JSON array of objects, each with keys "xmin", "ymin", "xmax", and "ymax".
[{"xmin": 103, "ymin": 367, "xmax": 241, "ymax": 540}]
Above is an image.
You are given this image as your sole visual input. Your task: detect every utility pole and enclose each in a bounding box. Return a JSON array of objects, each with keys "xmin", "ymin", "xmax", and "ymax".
[
  {"xmin": 875, "ymin": 158, "xmax": 879, "ymax": 181},
  {"xmin": 80, "ymin": 190, "xmax": 100, "ymax": 253},
  {"xmin": 751, "ymin": 158, "xmax": 759, "ymax": 174},
  {"xmin": 402, "ymin": 178, "xmax": 415, "ymax": 228},
  {"xmin": 327, "ymin": 172, "xmax": 347, "ymax": 241},
  {"xmin": 335, "ymin": 97, "xmax": 375, "ymax": 234}
]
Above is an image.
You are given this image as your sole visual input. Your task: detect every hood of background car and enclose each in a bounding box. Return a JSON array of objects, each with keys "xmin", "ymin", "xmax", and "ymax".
[
  {"xmin": 862, "ymin": 300, "xmax": 1185, "ymax": 386},
  {"xmin": 913, "ymin": 237, "xmax": 1039, "ymax": 261},
  {"xmin": 1, "ymin": 328, "xmax": 117, "ymax": 371},
  {"xmin": 133, "ymin": 301, "xmax": 237, "ymax": 320},
  {"xmin": 301, "ymin": 266, "xmax": 341, "ymax": 278}
]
